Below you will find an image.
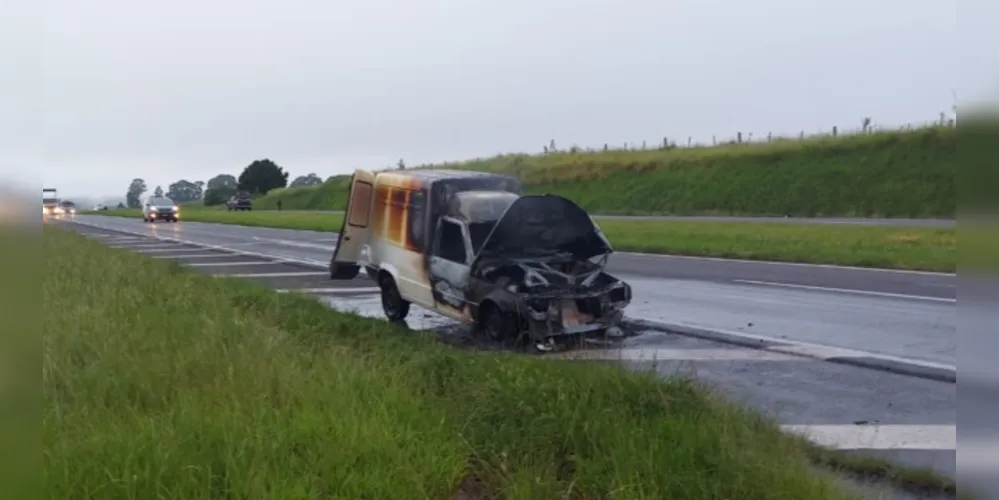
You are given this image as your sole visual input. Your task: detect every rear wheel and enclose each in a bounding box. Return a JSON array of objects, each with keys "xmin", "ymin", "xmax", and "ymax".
[{"xmin": 379, "ymin": 275, "xmax": 410, "ymax": 322}]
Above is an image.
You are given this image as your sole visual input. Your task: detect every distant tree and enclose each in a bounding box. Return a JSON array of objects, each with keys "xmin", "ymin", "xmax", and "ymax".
[
  {"xmin": 206, "ymin": 174, "xmax": 237, "ymax": 191},
  {"xmin": 203, "ymin": 174, "xmax": 239, "ymax": 206},
  {"xmin": 153, "ymin": 185, "xmax": 164, "ymax": 197},
  {"xmin": 289, "ymin": 173, "xmax": 324, "ymax": 188},
  {"xmin": 195, "ymin": 180, "xmax": 206, "ymax": 196},
  {"xmin": 125, "ymin": 178, "xmax": 147, "ymax": 208},
  {"xmin": 203, "ymin": 188, "xmax": 235, "ymax": 206},
  {"xmin": 397, "ymin": 158, "xmax": 406, "ymax": 170},
  {"xmin": 166, "ymin": 180, "xmax": 203, "ymax": 203},
  {"xmin": 237, "ymin": 159, "xmax": 289, "ymax": 195},
  {"xmin": 116, "ymin": 202, "xmax": 126, "ymax": 209}
]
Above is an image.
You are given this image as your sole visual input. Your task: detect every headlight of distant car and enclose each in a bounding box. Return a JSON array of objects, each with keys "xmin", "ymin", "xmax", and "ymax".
[
  {"xmin": 149, "ymin": 207, "xmax": 157, "ymax": 211},
  {"xmin": 172, "ymin": 206, "xmax": 180, "ymax": 212}
]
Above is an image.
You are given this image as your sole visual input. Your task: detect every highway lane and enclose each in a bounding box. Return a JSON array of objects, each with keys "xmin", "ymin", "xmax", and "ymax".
[
  {"xmin": 270, "ymin": 210, "xmax": 955, "ymax": 227},
  {"xmin": 69, "ymin": 214, "xmax": 956, "ymax": 365},
  {"xmin": 58, "ymin": 219, "xmax": 958, "ymax": 486}
]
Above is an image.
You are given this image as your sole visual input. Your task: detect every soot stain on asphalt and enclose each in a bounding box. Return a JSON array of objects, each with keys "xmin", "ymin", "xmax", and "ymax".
[{"xmin": 311, "ymin": 294, "xmax": 643, "ymax": 355}]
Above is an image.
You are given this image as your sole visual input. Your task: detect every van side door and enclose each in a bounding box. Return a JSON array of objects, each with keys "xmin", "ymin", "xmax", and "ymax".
[
  {"xmin": 329, "ymin": 169, "xmax": 376, "ymax": 279},
  {"xmin": 427, "ymin": 217, "xmax": 473, "ymax": 315}
]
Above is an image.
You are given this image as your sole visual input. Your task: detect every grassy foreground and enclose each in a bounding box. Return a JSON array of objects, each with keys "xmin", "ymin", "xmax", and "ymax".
[
  {"xmin": 250, "ymin": 126, "xmax": 954, "ymax": 218},
  {"xmin": 80, "ymin": 209, "xmax": 957, "ymax": 272},
  {"xmin": 43, "ymin": 226, "xmax": 854, "ymax": 499}
]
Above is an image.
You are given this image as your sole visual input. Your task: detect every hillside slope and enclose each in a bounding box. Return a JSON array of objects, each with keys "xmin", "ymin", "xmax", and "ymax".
[{"xmin": 252, "ymin": 126, "xmax": 955, "ymax": 218}]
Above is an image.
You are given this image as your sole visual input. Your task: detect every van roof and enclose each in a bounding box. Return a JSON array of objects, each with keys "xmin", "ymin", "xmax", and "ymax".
[
  {"xmin": 379, "ymin": 169, "xmax": 514, "ymax": 182},
  {"xmin": 375, "ymin": 168, "xmax": 520, "ymax": 192}
]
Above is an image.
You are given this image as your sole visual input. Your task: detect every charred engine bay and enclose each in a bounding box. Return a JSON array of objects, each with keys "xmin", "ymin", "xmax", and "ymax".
[
  {"xmin": 473, "ymin": 252, "xmax": 632, "ymax": 343},
  {"xmin": 475, "ymin": 253, "xmax": 627, "ymax": 298}
]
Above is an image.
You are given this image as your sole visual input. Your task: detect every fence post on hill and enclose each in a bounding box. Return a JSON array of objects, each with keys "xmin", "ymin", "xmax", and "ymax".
[
  {"xmin": 737, "ymin": 132, "xmax": 743, "ymax": 144},
  {"xmin": 832, "ymin": 126, "xmax": 838, "ymax": 137}
]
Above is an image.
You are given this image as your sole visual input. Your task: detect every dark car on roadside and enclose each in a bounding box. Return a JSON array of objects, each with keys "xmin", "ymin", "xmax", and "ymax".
[{"xmin": 226, "ymin": 193, "xmax": 253, "ymax": 211}]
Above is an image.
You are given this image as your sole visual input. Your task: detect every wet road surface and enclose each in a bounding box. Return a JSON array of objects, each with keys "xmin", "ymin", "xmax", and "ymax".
[
  {"xmin": 67, "ymin": 215, "xmax": 956, "ymax": 364},
  {"xmin": 55, "ymin": 216, "xmax": 957, "ymax": 483}
]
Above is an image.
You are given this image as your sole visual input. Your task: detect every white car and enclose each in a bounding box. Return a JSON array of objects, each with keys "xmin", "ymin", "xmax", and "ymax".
[{"xmin": 142, "ymin": 196, "xmax": 181, "ymax": 223}]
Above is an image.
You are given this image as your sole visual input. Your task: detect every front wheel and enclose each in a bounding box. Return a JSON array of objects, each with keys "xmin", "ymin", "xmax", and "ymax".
[
  {"xmin": 379, "ymin": 275, "xmax": 410, "ymax": 322},
  {"xmin": 478, "ymin": 303, "xmax": 518, "ymax": 342}
]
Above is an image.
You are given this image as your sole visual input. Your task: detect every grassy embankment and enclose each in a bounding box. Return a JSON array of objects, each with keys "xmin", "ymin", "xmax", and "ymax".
[
  {"xmin": 44, "ymin": 226, "xmax": 854, "ymax": 499},
  {"xmin": 80, "ymin": 126, "xmax": 956, "ymax": 271},
  {"xmin": 78, "ymin": 208, "xmax": 956, "ymax": 272},
  {"xmin": 251, "ymin": 125, "xmax": 955, "ymax": 218}
]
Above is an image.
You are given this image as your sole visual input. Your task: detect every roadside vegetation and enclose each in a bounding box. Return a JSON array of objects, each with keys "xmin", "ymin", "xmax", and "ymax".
[
  {"xmin": 249, "ymin": 125, "xmax": 954, "ymax": 218},
  {"xmin": 77, "ymin": 209, "xmax": 957, "ymax": 272},
  {"xmin": 44, "ymin": 227, "xmax": 857, "ymax": 499}
]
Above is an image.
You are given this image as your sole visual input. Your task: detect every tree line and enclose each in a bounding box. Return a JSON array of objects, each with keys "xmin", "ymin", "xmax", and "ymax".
[{"xmin": 124, "ymin": 159, "xmax": 325, "ymax": 208}]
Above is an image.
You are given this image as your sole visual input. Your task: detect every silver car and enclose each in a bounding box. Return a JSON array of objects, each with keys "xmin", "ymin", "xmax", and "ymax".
[{"xmin": 142, "ymin": 196, "xmax": 180, "ymax": 223}]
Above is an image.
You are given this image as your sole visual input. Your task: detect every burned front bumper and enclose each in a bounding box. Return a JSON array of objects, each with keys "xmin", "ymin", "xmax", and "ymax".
[{"xmin": 515, "ymin": 282, "xmax": 631, "ymax": 341}]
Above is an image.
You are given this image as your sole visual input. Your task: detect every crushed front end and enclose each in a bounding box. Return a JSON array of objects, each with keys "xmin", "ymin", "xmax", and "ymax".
[{"xmin": 488, "ymin": 257, "xmax": 633, "ymax": 348}]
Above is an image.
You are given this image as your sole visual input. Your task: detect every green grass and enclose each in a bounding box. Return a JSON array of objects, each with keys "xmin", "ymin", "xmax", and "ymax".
[
  {"xmin": 44, "ymin": 226, "xmax": 858, "ymax": 499},
  {"xmin": 79, "ymin": 210, "xmax": 957, "ymax": 272},
  {"xmin": 246, "ymin": 125, "xmax": 955, "ymax": 218}
]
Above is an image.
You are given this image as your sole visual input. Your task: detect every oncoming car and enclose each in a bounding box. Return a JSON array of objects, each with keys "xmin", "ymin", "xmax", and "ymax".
[
  {"xmin": 142, "ymin": 196, "xmax": 180, "ymax": 223},
  {"xmin": 328, "ymin": 169, "xmax": 633, "ymax": 351}
]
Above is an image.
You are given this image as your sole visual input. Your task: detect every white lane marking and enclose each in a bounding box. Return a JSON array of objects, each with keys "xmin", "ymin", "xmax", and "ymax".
[
  {"xmin": 185, "ymin": 261, "xmax": 279, "ymax": 267},
  {"xmin": 250, "ymin": 236, "xmax": 334, "ymax": 250},
  {"xmin": 780, "ymin": 425, "xmax": 956, "ymax": 450},
  {"xmin": 652, "ymin": 321, "xmax": 957, "ymax": 373},
  {"xmin": 220, "ymin": 271, "xmax": 328, "ymax": 278},
  {"xmin": 656, "ymin": 320, "xmax": 957, "ymax": 373},
  {"xmin": 153, "ymin": 253, "xmax": 234, "ymax": 259},
  {"xmin": 136, "ymin": 247, "xmax": 211, "ymax": 253},
  {"xmin": 104, "ymin": 237, "xmax": 150, "ymax": 243},
  {"xmin": 549, "ymin": 348, "xmax": 799, "ymax": 362},
  {"xmin": 733, "ymin": 279, "xmax": 956, "ymax": 304},
  {"xmin": 276, "ymin": 287, "xmax": 381, "ymax": 294},
  {"xmin": 615, "ymin": 251, "xmax": 955, "ymax": 277},
  {"xmin": 109, "ymin": 243, "xmax": 181, "ymax": 249},
  {"xmin": 72, "ymin": 219, "xmax": 334, "ymax": 270}
]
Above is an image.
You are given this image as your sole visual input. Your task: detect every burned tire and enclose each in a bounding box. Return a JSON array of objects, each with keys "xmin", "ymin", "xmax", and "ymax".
[
  {"xmin": 479, "ymin": 302, "xmax": 518, "ymax": 342},
  {"xmin": 379, "ymin": 274, "xmax": 410, "ymax": 322}
]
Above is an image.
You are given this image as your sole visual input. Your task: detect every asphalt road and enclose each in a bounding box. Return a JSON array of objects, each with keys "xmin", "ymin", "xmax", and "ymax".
[
  {"xmin": 56, "ymin": 215, "xmax": 957, "ymax": 488},
  {"xmin": 273, "ymin": 209, "xmax": 955, "ymax": 227},
  {"xmin": 66, "ymin": 214, "xmax": 957, "ymax": 364}
]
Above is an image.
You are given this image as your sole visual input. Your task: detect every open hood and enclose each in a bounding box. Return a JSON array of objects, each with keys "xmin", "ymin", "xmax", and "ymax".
[{"xmin": 474, "ymin": 195, "xmax": 612, "ymax": 261}]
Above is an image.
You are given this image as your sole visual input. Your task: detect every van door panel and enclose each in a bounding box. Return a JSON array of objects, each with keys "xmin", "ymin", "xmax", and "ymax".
[{"xmin": 329, "ymin": 169, "xmax": 375, "ymax": 279}]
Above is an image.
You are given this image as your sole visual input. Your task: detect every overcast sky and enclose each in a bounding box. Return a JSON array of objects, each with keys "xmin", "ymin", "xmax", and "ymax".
[{"xmin": 0, "ymin": 0, "xmax": 984, "ymax": 199}]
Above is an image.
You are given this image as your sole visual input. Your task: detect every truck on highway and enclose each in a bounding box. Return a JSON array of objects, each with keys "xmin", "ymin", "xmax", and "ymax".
[{"xmin": 43, "ymin": 188, "xmax": 61, "ymax": 215}]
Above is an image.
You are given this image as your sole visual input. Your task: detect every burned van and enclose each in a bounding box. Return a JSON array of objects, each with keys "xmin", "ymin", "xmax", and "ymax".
[{"xmin": 328, "ymin": 169, "xmax": 632, "ymax": 350}]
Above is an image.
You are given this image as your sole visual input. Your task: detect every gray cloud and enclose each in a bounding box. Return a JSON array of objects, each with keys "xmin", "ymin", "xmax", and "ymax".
[{"xmin": 1, "ymin": 0, "xmax": 973, "ymax": 197}]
